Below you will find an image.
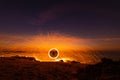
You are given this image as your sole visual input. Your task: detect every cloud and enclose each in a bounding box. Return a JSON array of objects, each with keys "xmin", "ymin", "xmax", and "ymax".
[
  {"xmin": 0, "ymin": 33, "xmax": 120, "ymax": 51},
  {"xmin": 30, "ymin": 4, "xmax": 66, "ymax": 25},
  {"xmin": 29, "ymin": 2, "xmax": 94, "ymax": 25},
  {"xmin": 87, "ymin": 38, "xmax": 120, "ymax": 41},
  {"xmin": 0, "ymin": 33, "xmax": 89, "ymax": 50}
]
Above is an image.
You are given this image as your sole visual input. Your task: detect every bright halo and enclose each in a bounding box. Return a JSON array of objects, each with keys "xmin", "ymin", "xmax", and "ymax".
[{"xmin": 48, "ymin": 48, "xmax": 59, "ymax": 59}]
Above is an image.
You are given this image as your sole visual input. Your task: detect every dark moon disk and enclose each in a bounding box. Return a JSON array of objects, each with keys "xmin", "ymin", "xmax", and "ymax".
[{"xmin": 48, "ymin": 48, "xmax": 59, "ymax": 59}]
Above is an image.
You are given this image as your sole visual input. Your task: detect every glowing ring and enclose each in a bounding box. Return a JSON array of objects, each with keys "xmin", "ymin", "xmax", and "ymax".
[{"xmin": 48, "ymin": 48, "xmax": 59, "ymax": 59}]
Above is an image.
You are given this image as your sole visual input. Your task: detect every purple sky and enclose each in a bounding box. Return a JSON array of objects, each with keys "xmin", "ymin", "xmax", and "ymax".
[{"xmin": 0, "ymin": 0, "xmax": 120, "ymax": 38}]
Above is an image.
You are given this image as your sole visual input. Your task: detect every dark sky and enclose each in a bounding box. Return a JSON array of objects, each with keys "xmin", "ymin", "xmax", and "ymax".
[{"xmin": 0, "ymin": 0, "xmax": 120, "ymax": 38}]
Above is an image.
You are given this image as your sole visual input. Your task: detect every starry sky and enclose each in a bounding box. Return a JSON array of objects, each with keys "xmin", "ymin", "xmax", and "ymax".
[{"xmin": 0, "ymin": 0, "xmax": 120, "ymax": 61}]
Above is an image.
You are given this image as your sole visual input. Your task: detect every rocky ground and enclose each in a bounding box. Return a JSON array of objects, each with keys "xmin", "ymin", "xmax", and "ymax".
[{"xmin": 0, "ymin": 56, "xmax": 119, "ymax": 80}]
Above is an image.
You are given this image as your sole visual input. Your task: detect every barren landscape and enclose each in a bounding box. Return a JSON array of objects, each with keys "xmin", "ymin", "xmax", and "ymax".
[{"xmin": 0, "ymin": 56, "xmax": 119, "ymax": 80}]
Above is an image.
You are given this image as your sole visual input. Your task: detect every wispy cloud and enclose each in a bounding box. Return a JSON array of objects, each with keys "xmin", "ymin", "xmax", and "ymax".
[
  {"xmin": 87, "ymin": 38, "xmax": 120, "ymax": 41},
  {"xmin": 30, "ymin": 4, "xmax": 66, "ymax": 25},
  {"xmin": 29, "ymin": 2, "xmax": 95, "ymax": 25},
  {"xmin": 0, "ymin": 33, "xmax": 120, "ymax": 51},
  {"xmin": 0, "ymin": 33, "xmax": 91, "ymax": 51}
]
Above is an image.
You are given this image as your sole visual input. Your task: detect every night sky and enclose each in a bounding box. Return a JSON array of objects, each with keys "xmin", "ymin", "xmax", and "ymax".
[
  {"xmin": 0, "ymin": 0, "xmax": 120, "ymax": 61},
  {"xmin": 0, "ymin": 0, "xmax": 120, "ymax": 38}
]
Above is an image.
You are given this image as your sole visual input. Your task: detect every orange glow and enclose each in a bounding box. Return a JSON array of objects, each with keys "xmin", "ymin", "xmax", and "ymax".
[
  {"xmin": 48, "ymin": 48, "xmax": 59, "ymax": 59},
  {"xmin": 55, "ymin": 58, "xmax": 73, "ymax": 62},
  {"xmin": 1, "ymin": 33, "xmax": 115, "ymax": 64},
  {"xmin": 23, "ymin": 34, "xmax": 87, "ymax": 51}
]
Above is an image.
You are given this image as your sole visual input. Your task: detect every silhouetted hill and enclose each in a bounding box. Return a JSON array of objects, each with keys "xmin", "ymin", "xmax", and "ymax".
[{"xmin": 0, "ymin": 56, "xmax": 119, "ymax": 80}]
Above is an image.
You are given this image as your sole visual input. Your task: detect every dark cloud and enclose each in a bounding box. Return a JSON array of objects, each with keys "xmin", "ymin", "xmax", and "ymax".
[
  {"xmin": 30, "ymin": 5, "xmax": 65, "ymax": 25},
  {"xmin": 29, "ymin": 1, "xmax": 96, "ymax": 25}
]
